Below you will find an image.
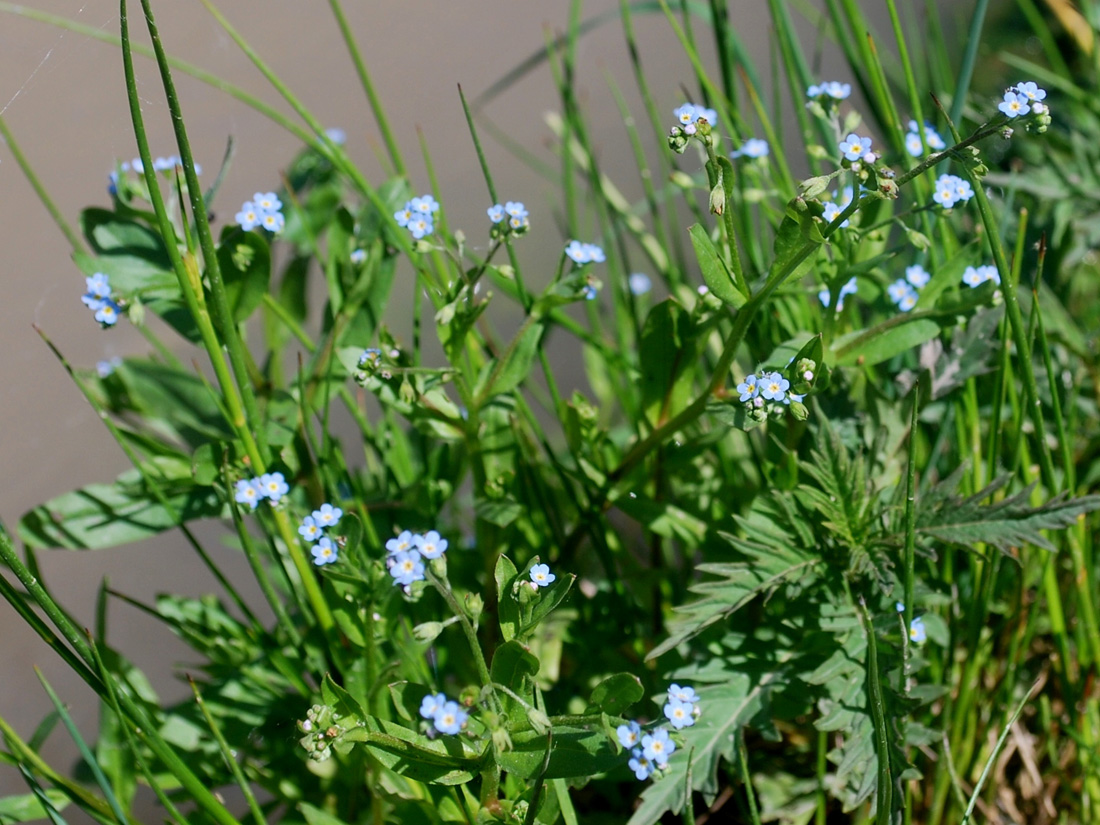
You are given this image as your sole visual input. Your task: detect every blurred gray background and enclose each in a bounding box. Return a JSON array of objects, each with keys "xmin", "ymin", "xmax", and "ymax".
[{"xmin": 0, "ymin": 0, "xmax": 928, "ymax": 813}]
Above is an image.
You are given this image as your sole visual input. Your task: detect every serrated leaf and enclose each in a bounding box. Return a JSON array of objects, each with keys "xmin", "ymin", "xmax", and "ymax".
[{"xmin": 916, "ymin": 471, "xmax": 1100, "ymax": 552}]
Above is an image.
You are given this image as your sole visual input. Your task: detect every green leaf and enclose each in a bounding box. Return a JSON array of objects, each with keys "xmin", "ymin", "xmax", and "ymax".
[
  {"xmin": 586, "ymin": 673, "xmax": 644, "ymax": 716},
  {"xmin": 476, "ymin": 320, "xmax": 543, "ymax": 402},
  {"xmin": 495, "ymin": 555, "xmax": 521, "ymax": 642},
  {"xmin": 215, "ymin": 226, "xmax": 271, "ymax": 322},
  {"xmin": 497, "ymin": 724, "xmax": 621, "ymax": 780},
  {"xmin": 78, "ymin": 208, "xmax": 176, "ymax": 295},
  {"xmin": 768, "ymin": 213, "xmax": 821, "ymax": 284},
  {"xmin": 639, "ymin": 300, "xmax": 699, "ymax": 426},
  {"xmin": 833, "ymin": 317, "xmax": 942, "ymax": 367},
  {"xmin": 491, "ymin": 640, "xmax": 539, "ymax": 725},
  {"xmin": 689, "ymin": 224, "xmax": 745, "ymax": 309},
  {"xmin": 19, "ymin": 459, "xmax": 224, "ymax": 550},
  {"xmin": 0, "ymin": 791, "xmax": 72, "ymax": 823},
  {"xmin": 916, "ymin": 469, "xmax": 1100, "ymax": 553}
]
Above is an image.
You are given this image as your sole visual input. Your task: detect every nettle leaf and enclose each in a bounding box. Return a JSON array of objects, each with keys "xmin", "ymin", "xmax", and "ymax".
[
  {"xmin": 649, "ymin": 515, "xmax": 819, "ymax": 660},
  {"xmin": 626, "ymin": 674, "xmax": 781, "ymax": 825},
  {"xmin": 916, "ymin": 468, "xmax": 1100, "ymax": 553},
  {"xmin": 923, "ymin": 307, "xmax": 1002, "ymax": 400}
]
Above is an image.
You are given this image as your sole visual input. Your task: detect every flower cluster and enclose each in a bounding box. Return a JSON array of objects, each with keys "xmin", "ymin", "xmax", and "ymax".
[
  {"xmin": 298, "ymin": 703, "xmax": 346, "ymax": 762},
  {"xmin": 487, "ymin": 200, "xmax": 530, "ymax": 238},
  {"xmin": 386, "ymin": 530, "xmax": 449, "ymax": 587},
  {"xmin": 904, "ymin": 120, "xmax": 946, "ymax": 157},
  {"xmin": 932, "ymin": 174, "xmax": 974, "ymax": 209},
  {"xmin": 394, "ymin": 194, "xmax": 440, "ymax": 240},
  {"xmin": 81, "ymin": 273, "xmax": 122, "ymax": 327},
  {"xmin": 565, "ymin": 240, "xmax": 606, "ymax": 265},
  {"xmin": 962, "ymin": 264, "xmax": 1000, "ymax": 288},
  {"xmin": 236, "ymin": 191, "xmax": 285, "ymax": 233},
  {"xmin": 819, "ymin": 275, "xmax": 858, "ymax": 311},
  {"xmin": 109, "ymin": 155, "xmax": 202, "ymax": 194},
  {"xmin": 668, "ymin": 102, "xmax": 718, "ymax": 151},
  {"xmin": 807, "ymin": 81, "xmax": 851, "ymax": 101},
  {"xmin": 419, "ymin": 692, "xmax": 469, "ymax": 736},
  {"xmin": 663, "ymin": 683, "xmax": 700, "ymax": 730},
  {"xmin": 737, "ymin": 369, "xmax": 804, "ymax": 411},
  {"xmin": 234, "ymin": 471, "xmax": 289, "ymax": 511},
  {"xmin": 298, "ymin": 503, "xmax": 344, "ymax": 566},
  {"xmin": 730, "ymin": 137, "xmax": 769, "ymax": 160},
  {"xmin": 999, "ymin": 81, "xmax": 1048, "ymax": 124},
  {"xmin": 886, "ymin": 264, "xmax": 931, "ymax": 313}
]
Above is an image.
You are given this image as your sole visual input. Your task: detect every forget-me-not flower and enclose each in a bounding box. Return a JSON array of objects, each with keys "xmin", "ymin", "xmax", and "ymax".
[
  {"xmin": 807, "ymin": 81, "xmax": 851, "ymax": 100},
  {"xmin": 82, "ymin": 273, "xmax": 112, "ymax": 309},
  {"xmin": 904, "ymin": 120, "xmax": 946, "ymax": 157},
  {"xmin": 565, "ymin": 240, "xmax": 605, "ymax": 264},
  {"xmin": 999, "ymin": 90, "xmax": 1029, "ymax": 118},
  {"xmin": 386, "ymin": 530, "xmax": 418, "ymax": 556},
  {"xmin": 962, "ymin": 264, "xmax": 1000, "ymax": 288},
  {"xmin": 258, "ymin": 472, "xmax": 289, "ymax": 502},
  {"xmin": 616, "ymin": 720, "xmax": 642, "ymax": 749},
  {"xmin": 312, "ymin": 503, "xmax": 342, "ymax": 528},
  {"xmin": 530, "ymin": 563, "xmax": 556, "ymax": 587},
  {"xmin": 905, "ymin": 264, "xmax": 931, "ymax": 289},
  {"xmin": 668, "ymin": 684, "xmax": 699, "ymax": 704},
  {"xmin": 819, "ymin": 276, "xmax": 858, "ymax": 311},
  {"xmin": 628, "ymin": 749, "xmax": 656, "ymax": 781},
  {"xmin": 487, "ymin": 203, "xmax": 506, "ymax": 224},
  {"xmin": 731, "ymin": 138, "xmax": 769, "ymax": 159},
  {"xmin": 311, "ymin": 537, "xmax": 338, "ymax": 566},
  {"xmin": 433, "ymin": 701, "xmax": 468, "ymax": 735},
  {"xmin": 628, "ymin": 272, "xmax": 652, "ymax": 295},
  {"xmin": 840, "ymin": 133, "xmax": 872, "ymax": 162},
  {"xmin": 415, "ymin": 530, "xmax": 448, "ymax": 560},
  {"xmin": 96, "ymin": 357, "xmax": 122, "ymax": 378},
  {"xmin": 390, "ymin": 550, "xmax": 425, "ymax": 586},
  {"xmin": 234, "ymin": 479, "xmax": 262, "ymax": 510},
  {"xmin": 298, "ymin": 516, "xmax": 323, "ymax": 542},
  {"xmin": 760, "ymin": 372, "xmax": 790, "ymax": 402},
  {"xmin": 663, "ymin": 698, "xmax": 696, "ymax": 729},
  {"xmin": 419, "ymin": 693, "xmax": 447, "ymax": 720},
  {"xmin": 641, "ymin": 728, "xmax": 676, "ymax": 765},
  {"xmin": 909, "ymin": 616, "xmax": 927, "ymax": 644},
  {"xmin": 737, "ymin": 374, "xmax": 759, "ymax": 403},
  {"xmin": 94, "ymin": 301, "xmax": 122, "ymax": 327}
]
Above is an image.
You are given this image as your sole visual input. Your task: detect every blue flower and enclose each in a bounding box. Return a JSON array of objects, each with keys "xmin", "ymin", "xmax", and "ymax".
[
  {"xmin": 674, "ymin": 103, "xmax": 716, "ymax": 126},
  {"xmin": 432, "ymin": 701, "xmax": 468, "ymax": 735},
  {"xmin": 419, "ymin": 693, "xmax": 447, "ymax": 720},
  {"xmin": 258, "ymin": 472, "xmax": 289, "ymax": 502},
  {"xmin": 933, "ymin": 174, "xmax": 972, "ymax": 209},
  {"xmin": 81, "ymin": 273, "xmax": 113, "ymax": 309},
  {"xmin": 394, "ymin": 204, "xmax": 415, "ymax": 227},
  {"xmin": 887, "ymin": 278, "xmax": 916, "ymax": 305},
  {"xmin": 487, "ymin": 203, "xmax": 505, "ymax": 223},
  {"xmin": 840, "ymin": 133, "xmax": 872, "ymax": 162},
  {"xmin": 234, "ymin": 478, "xmax": 262, "ymax": 510},
  {"xmin": 819, "ymin": 276, "xmax": 857, "ymax": 311},
  {"xmin": 737, "ymin": 374, "xmax": 759, "ymax": 403},
  {"xmin": 385, "ymin": 530, "xmax": 418, "ymax": 556},
  {"xmin": 628, "ymin": 272, "xmax": 652, "ymax": 295},
  {"xmin": 253, "ymin": 192, "xmax": 282, "ymax": 213},
  {"xmin": 96, "ymin": 357, "xmax": 122, "ymax": 378},
  {"xmin": 905, "ymin": 264, "xmax": 931, "ymax": 289},
  {"xmin": 311, "ymin": 537, "xmax": 338, "ymax": 566},
  {"xmin": 909, "ymin": 616, "xmax": 927, "ymax": 644},
  {"xmin": 668, "ymin": 684, "xmax": 699, "ymax": 704},
  {"xmin": 896, "ymin": 601, "xmax": 905, "ymax": 613},
  {"xmin": 962, "ymin": 265, "xmax": 1000, "ymax": 288},
  {"xmin": 260, "ymin": 211, "xmax": 285, "ymax": 234},
  {"xmin": 410, "ymin": 194, "xmax": 440, "ymax": 215},
  {"xmin": 530, "ymin": 563, "xmax": 556, "ymax": 587},
  {"xmin": 312, "ymin": 503, "xmax": 343, "ymax": 528},
  {"xmin": 358, "ymin": 348, "xmax": 382, "ymax": 369},
  {"xmin": 350, "ymin": 248, "xmax": 367, "ymax": 265},
  {"xmin": 616, "ymin": 720, "xmax": 642, "ymax": 749},
  {"xmin": 565, "ymin": 240, "xmax": 605, "ymax": 264},
  {"xmin": 236, "ymin": 201, "xmax": 262, "ymax": 231},
  {"xmin": 641, "ymin": 728, "xmax": 676, "ymax": 765},
  {"xmin": 663, "ymin": 698, "xmax": 697, "ymax": 729},
  {"xmin": 998, "ymin": 90, "xmax": 1029, "ymax": 118},
  {"xmin": 808, "ymin": 81, "xmax": 851, "ymax": 100},
  {"xmin": 1016, "ymin": 81, "xmax": 1046, "ymax": 103},
  {"xmin": 821, "ymin": 201, "xmax": 849, "ymax": 229},
  {"xmin": 582, "ymin": 284, "xmax": 598, "ymax": 301},
  {"xmin": 904, "ymin": 120, "xmax": 946, "ymax": 158},
  {"xmin": 406, "ymin": 214, "xmax": 434, "ymax": 239},
  {"xmin": 94, "ymin": 300, "xmax": 122, "ymax": 327},
  {"xmin": 414, "ymin": 530, "xmax": 448, "ymax": 560},
  {"xmin": 389, "ymin": 550, "xmax": 425, "ymax": 586},
  {"xmin": 897, "ymin": 290, "xmax": 918, "ymax": 312},
  {"xmin": 324, "ymin": 127, "xmax": 347, "ymax": 145},
  {"xmin": 731, "ymin": 138, "xmax": 769, "ymax": 159},
  {"xmin": 298, "ymin": 516, "xmax": 323, "ymax": 542},
  {"xmin": 760, "ymin": 372, "xmax": 789, "ymax": 402},
  {"xmin": 628, "ymin": 748, "xmax": 656, "ymax": 781},
  {"xmin": 504, "ymin": 201, "xmax": 527, "ymax": 220}
]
